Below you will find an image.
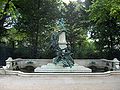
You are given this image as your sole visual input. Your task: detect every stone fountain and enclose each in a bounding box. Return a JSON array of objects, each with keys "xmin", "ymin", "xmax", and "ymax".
[{"xmin": 34, "ymin": 19, "xmax": 91, "ymax": 72}]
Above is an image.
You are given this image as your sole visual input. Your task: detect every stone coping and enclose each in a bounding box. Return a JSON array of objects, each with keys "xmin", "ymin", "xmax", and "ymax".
[{"xmin": 1, "ymin": 69, "xmax": 120, "ymax": 77}]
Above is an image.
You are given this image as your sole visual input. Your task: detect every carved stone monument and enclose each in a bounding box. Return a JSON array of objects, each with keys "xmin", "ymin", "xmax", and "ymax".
[
  {"xmin": 34, "ymin": 19, "xmax": 91, "ymax": 72},
  {"xmin": 50, "ymin": 18, "xmax": 74, "ymax": 68}
]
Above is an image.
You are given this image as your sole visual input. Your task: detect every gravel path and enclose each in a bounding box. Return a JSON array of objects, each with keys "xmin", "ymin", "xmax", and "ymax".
[{"xmin": 0, "ymin": 75, "xmax": 120, "ymax": 90}]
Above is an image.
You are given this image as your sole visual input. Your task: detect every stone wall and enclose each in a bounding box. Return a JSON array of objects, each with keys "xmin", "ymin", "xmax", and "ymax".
[{"xmin": 14, "ymin": 59, "xmax": 108, "ymax": 68}]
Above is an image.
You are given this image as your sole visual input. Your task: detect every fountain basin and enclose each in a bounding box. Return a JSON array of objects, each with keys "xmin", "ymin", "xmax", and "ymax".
[{"xmin": 34, "ymin": 63, "xmax": 92, "ymax": 72}]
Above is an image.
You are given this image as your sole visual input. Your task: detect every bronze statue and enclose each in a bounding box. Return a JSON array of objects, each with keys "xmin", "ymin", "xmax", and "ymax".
[{"xmin": 50, "ymin": 18, "xmax": 74, "ymax": 68}]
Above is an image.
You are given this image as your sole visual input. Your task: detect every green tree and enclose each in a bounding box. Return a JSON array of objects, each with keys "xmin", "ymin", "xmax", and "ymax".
[
  {"xmin": 0, "ymin": 0, "xmax": 17, "ymax": 40},
  {"xmin": 13, "ymin": 0, "xmax": 61, "ymax": 58},
  {"xmin": 89, "ymin": 0, "xmax": 120, "ymax": 59},
  {"xmin": 61, "ymin": 1, "xmax": 94, "ymax": 58}
]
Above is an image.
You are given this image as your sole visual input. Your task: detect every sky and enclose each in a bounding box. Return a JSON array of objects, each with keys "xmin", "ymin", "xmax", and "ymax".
[{"xmin": 62, "ymin": 0, "xmax": 85, "ymax": 4}]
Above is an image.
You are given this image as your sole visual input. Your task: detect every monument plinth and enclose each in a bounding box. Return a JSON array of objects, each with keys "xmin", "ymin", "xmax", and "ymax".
[
  {"xmin": 34, "ymin": 63, "xmax": 91, "ymax": 72},
  {"xmin": 58, "ymin": 31, "xmax": 67, "ymax": 49}
]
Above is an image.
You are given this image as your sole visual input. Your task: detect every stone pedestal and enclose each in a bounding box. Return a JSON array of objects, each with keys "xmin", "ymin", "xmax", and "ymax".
[
  {"xmin": 113, "ymin": 58, "xmax": 120, "ymax": 70},
  {"xmin": 0, "ymin": 68, "xmax": 5, "ymax": 74},
  {"xmin": 34, "ymin": 63, "xmax": 92, "ymax": 72},
  {"xmin": 3, "ymin": 57, "xmax": 14, "ymax": 70}
]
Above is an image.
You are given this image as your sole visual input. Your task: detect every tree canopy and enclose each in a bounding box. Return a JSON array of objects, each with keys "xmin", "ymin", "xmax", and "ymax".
[
  {"xmin": 0, "ymin": 0, "xmax": 120, "ymax": 61},
  {"xmin": 89, "ymin": 0, "xmax": 120, "ymax": 59}
]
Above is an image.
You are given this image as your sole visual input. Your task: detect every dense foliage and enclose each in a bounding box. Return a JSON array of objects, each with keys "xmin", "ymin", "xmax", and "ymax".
[
  {"xmin": 13, "ymin": 0, "xmax": 61, "ymax": 58},
  {"xmin": 89, "ymin": 0, "xmax": 120, "ymax": 59},
  {"xmin": 0, "ymin": 0, "xmax": 120, "ymax": 62}
]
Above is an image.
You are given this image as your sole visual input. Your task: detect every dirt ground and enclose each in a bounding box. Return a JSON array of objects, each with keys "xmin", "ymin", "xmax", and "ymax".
[{"xmin": 0, "ymin": 75, "xmax": 120, "ymax": 90}]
